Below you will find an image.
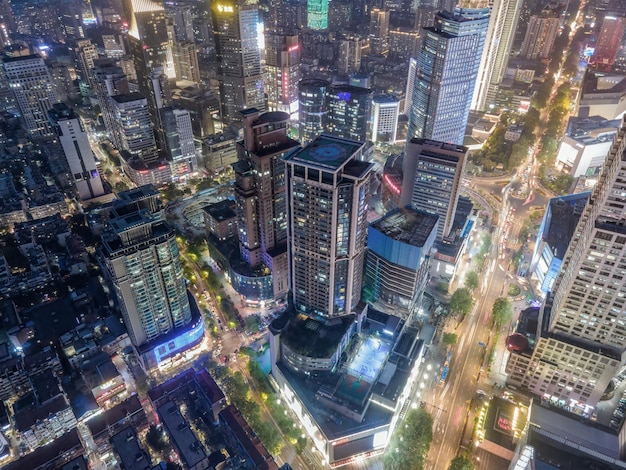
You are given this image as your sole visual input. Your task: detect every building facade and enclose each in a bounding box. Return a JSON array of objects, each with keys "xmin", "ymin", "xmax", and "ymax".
[
  {"xmin": 212, "ymin": 0, "xmax": 265, "ymax": 122},
  {"xmin": 507, "ymin": 117, "xmax": 626, "ymax": 411},
  {"xmin": 265, "ymin": 33, "xmax": 301, "ymax": 119},
  {"xmin": 48, "ymin": 103, "xmax": 105, "ymax": 201},
  {"xmin": 407, "ymin": 8, "xmax": 489, "ymax": 145},
  {"xmin": 3, "ymin": 54, "xmax": 59, "ymax": 139},
  {"xmin": 400, "ymin": 138, "xmax": 467, "ymax": 242},
  {"xmin": 298, "ymin": 78, "xmax": 329, "ymax": 145},
  {"xmin": 161, "ymin": 106, "xmax": 197, "ymax": 180},
  {"xmin": 371, "ymin": 94, "xmax": 400, "ymax": 143},
  {"xmin": 326, "ymin": 84, "xmax": 372, "ymax": 143},
  {"xmin": 519, "ymin": 11, "xmax": 560, "ymax": 60},
  {"xmin": 101, "ymin": 186, "xmax": 192, "ymax": 353},
  {"xmin": 284, "ymin": 134, "xmax": 373, "ymax": 318}
]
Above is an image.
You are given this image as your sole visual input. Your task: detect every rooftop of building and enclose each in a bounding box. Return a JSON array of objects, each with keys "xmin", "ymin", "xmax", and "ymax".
[
  {"xmin": 274, "ymin": 307, "xmax": 423, "ymax": 443},
  {"xmin": 280, "ymin": 311, "xmax": 355, "ymax": 358},
  {"xmin": 582, "ymin": 71, "xmax": 626, "ymax": 95},
  {"xmin": 2, "ymin": 429, "xmax": 82, "ymax": 470},
  {"xmin": 409, "ymin": 138, "xmax": 468, "ymax": 157},
  {"xmin": 147, "ymin": 367, "xmax": 225, "ymax": 405},
  {"xmin": 2, "ymin": 53, "xmax": 42, "ymax": 63},
  {"xmin": 285, "ymin": 134, "xmax": 364, "ymax": 171},
  {"xmin": 544, "ymin": 193, "xmax": 590, "ymax": 259},
  {"xmin": 373, "ymin": 94, "xmax": 399, "ymax": 104},
  {"xmin": 86, "ymin": 395, "xmax": 145, "ymax": 438},
  {"xmin": 58, "ymin": 455, "xmax": 89, "ymax": 470},
  {"xmin": 48, "ymin": 103, "xmax": 77, "ymax": 122},
  {"xmin": 219, "ymin": 405, "xmax": 279, "ymax": 470},
  {"xmin": 81, "ymin": 353, "xmax": 120, "ymax": 387},
  {"xmin": 482, "ymin": 396, "xmax": 527, "ymax": 451},
  {"xmin": 203, "ymin": 199, "xmax": 236, "ymax": 222},
  {"xmin": 566, "ymin": 115, "xmax": 621, "ymax": 144},
  {"xmin": 529, "ymin": 400, "xmax": 621, "ymax": 461},
  {"xmin": 370, "ymin": 206, "xmax": 439, "ymax": 248},
  {"xmin": 111, "ymin": 92, "xmax": 146, "ymax": 103},
  {"xmin": 299, "ymin": 78, "xmax": 330, "ymax": 88},
  {"xmin": 111, "ymin": 427, "xmax": 151, "ymax": 470},
  {"xmin": 116, "ymin": 184, "xmax": 159, "ymax": 204},
  {"xmin": 14, "ymin": 394, "xmax": 68, "ymax": 432},
  {"xmin": 157, "ymin": 400, "xmax": 207, "ymax": 468}
]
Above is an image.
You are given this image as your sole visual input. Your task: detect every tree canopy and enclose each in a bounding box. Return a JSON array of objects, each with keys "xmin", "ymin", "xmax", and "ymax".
[
  {"xmin": 465, "ymin": 271, "xmax": 479, "ymax": 291},
  {"xmin": 384, "ymin": 409, "xmax": 433, "ymax": 470},
  {"xmin": 442, "ymin": 332, "xmax": 458, "ymax": 346},
  {"xmin": 449, "ymin": 288, "xmax": 473, "ymax": 317},
  {"xmin": 492, "ymin": 297, "xmax": 513, "ymax": 327},
  {"xmin": 448, "ymin": 455, "xmax": 475, "ymax": 470}
]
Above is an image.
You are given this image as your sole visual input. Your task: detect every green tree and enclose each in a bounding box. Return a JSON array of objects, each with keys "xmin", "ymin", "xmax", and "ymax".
[
  {"xmin": 448, "ymin": 455, "xmax": 475, "ymax": 470},
  {"xmin": 492, "ymin": 297, "xmax": 513, "ymax": 327},
  {"xmin": 146, "ymin": 425, "xmax": 167, "ymax": 452},
  {"xmin": 449, "ymin": 288, "xmax": 473, "ymax": 318},
  {"xmin": 465, "ymin": 271, "xmax": 479, "ymax": 291},
  {"xmin": 436, "ymin": 281, "xmax": 449, "ymax": 294},
  {"xmin": 384, "ymin": 409, "xmax": 433, "ymax": 470},
  {"xmin": 442, "ymin": 332, "xmax": 458, "ymax": 346}
]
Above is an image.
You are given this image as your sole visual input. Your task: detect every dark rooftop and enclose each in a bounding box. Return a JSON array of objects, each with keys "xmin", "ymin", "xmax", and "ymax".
[
  {"xmin": 2, "ymin": 428, "xmax": 82, "ymax": 470},
  {"xmin": 14, "ymin": 395, "xmax": 68, "ymax": 432},
  {"xmin": 111, "ymin": 92, "xmax": 147, "ymax": 104},
  {"xmin": 203, "ymin": 199, "xmax": 236, "ymax": 222},
  {"xmin": 110, "ymin": 427, "xmax": 151, "ymax": 470},
  {"xmin": 157, "ymin": 400, "xmax": 207, "ymax": 468},
  {"xmin": 281, "ymin": 312, "xmax": 355, "ymax": 358},
  {"xmin": 370, "ymin": 206, "xmax": 438, "ymax": 247},
  {"xmin": 482, "ymin": 397, "xmax": 524, "ymax": 450},
  {"xmin": 219, "ymin": 405, "xmax": 279, "ymax": 470},
  {"xmin": 285, "ymin": 134, "xmax": 364, "ymax": 171}
]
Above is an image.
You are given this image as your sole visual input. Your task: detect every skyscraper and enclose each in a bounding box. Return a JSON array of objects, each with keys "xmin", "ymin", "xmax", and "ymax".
[
  {"xmin": 326, "ymin": 84, "xmax": 372, "ymax": 143},
  {"xmin": 284, "ymin": 134, "xmax": 373, "ymax": 318},
  {"xmin": 404, "ymin": 57, "xmax": 417, "ymax": 115},
  {"xmin": 173, "ymin": 41, "xmax": 201, "ymax": 85},
  {"xmin": 102, "ymin": 186, "xmax": 202, "ymax": 368},
  {"xmin": 408, "ymin": 8, "xmax": 489, "ymax": 145},
  {"xmin": 111, "ymin": 93, "xmax": 159, "ymax": 164},
  {"xmin": 233, "ymin": 109, "xmax": 300, "ymax": 300},
  {"xmin": 467, "ymin": 0, "xmax": 523, "ymax": 111},
  {"xmin": 3, "ymin": 54, "xmax": 59, "ymax": 139},
  {"xmin": 506, "ymin": 118, "xmax": 626, "ymax": 411},
  {"xmin": 400, "ymin": 138, "xmax": 467, "ymax": 241},
  {"xmin": 307, "ymin": 0, "xmax": 328, "ymax": 30},
  {"xmin": 265, "ymin": 33, "xmax": 301, "ymax": 119},
  {"xmin": 519, "ymin": 10, "xmax": 560, "ymax": 60},
  {"xmin": 48, "ymin": 103, "xmax": 105, "ymax": 201},
  {"xmin": 369, "ymin": 8, "xmax": 390, "ymax": 55},
  {"xmin": 298, "ymin": 78, "xmax": 329, "ymax": 145},
  {"xmin": 593, "ymin": 15, "xmax": 626, "ymax": 71},
  {"xmin": 160, "ymin": 107, "xmax": 197, "ymax": 179},
  {"xmin": 371, "ymin": 94, "xmax": 400, "ymax": 143},
  {"xmin": 212, "ymin": 0, "xmax": 265, "ymax": 122}
]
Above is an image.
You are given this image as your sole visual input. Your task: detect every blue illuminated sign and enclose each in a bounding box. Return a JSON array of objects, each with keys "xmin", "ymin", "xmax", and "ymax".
[
  {"xmin": 337, "ymin": 92, "xmax": 352, "ymax": 101},
  {"xmin": 153, "ymin": 318, "xmax": 205, "ymax": 364}
]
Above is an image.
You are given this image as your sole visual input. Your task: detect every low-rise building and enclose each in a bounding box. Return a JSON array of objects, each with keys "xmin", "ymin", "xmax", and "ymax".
[
  {"xmin": 14, "ymin": 395, "xmax": 77, "ymax": 450},
  {"xmin": 219, "ymin": 405, "xmax": 279, "ymax": 470},
  {"xmin": 202, "ymin": 132, "xmax": 238, "ymax": 173},
  {"xmin": 203, "ymin": 200, "xmax": 237, "ymax": 241}
]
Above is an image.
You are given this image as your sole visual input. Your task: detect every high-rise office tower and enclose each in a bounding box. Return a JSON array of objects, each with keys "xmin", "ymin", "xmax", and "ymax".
[
  {"xmin": 370, "ymin": 8, "xmax": 390, "ymax": 55},
  {"xmin": 160, "ymin": 107, "xmax": 197, "ymax": 179},
  {"xmin": 111, "ymin": 93, "xmax": 159, "ymax": 164},
  {"xmin": 337, "ymin": 36, "xmax": 362, "ymax": 74},
  {"xmin": 593, "ymin": 15, "xmax": 626, "ymax": 72},
  {"xmin": 265, "ymin": 33, "xmax": 301, "ymax": 119},
  {"xmin": 466, "ymin": 0, "xmax": 523, "ymax": 111},
  {"xmin": 125, "ymin": 0, "xmax": 174, "ymax": 82},
  {"xmin": 487, "ymin": 0, "xmax": 523, "ymax": 106},
  {"xmin": 400, "ymin": 138, "xmax": 467, "ymax": 241},
  {"xmin": 519, "ymin": 10, "xmax": 560, "ymax": 60},
  {"xmin": 298, "ymin": 78, "xmax": 329, "ymax": 145},
  {"xmin": 164, "ymin": 1, "xmax": 196, "ymax": 42},
  {"xmin": 371, "ymin": 94, "xmax": 400, "ymax": 143},
  {"xmin": 326, "ymin": 84, "xmax": 372, "ymax": 143},
  {"xmin": 506, "ymin": 119, "xmax": 626, "ymax": 410},
  {"xmin": 49, "ymin": 103, "xmax": 105, "ymax": 201},
  {"xmin": 212, "ymin": 0, "xmax": 265, "ymax": 122},
  {"xmin": 233, "ymin": 109, "xmax": 300, "ymax": 300},
  {"xmin": 102, "ymin": 185, "xmax": 201, "ymax": 368},
  {"xmin": 173, "ymin": 41, "xmax": 200, "ymax": 85},
  {"xmin": 404, "ymin": 57, "xmax": 417, "ymax": 115},
  {"xmin": 93, "ymin": 61, "xmax": 130, "ymax": 143},
  {"xmin": 408, "ymin": 8, "xmax": 489, "ymax": 145},
  {"xmin": 284, "ymin": 134, "xmax": 373, "ymax": 318},
  {"xmin": 307, "ymin": 0, "xmax": 328, "ymax": 29},
  {"xmin": 3, "ymin": 54, "xmax": 59, "ymax": 139},
  {"xmin": 72, "ymin": 39, "xmax": 98, "ymax": 98}
]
